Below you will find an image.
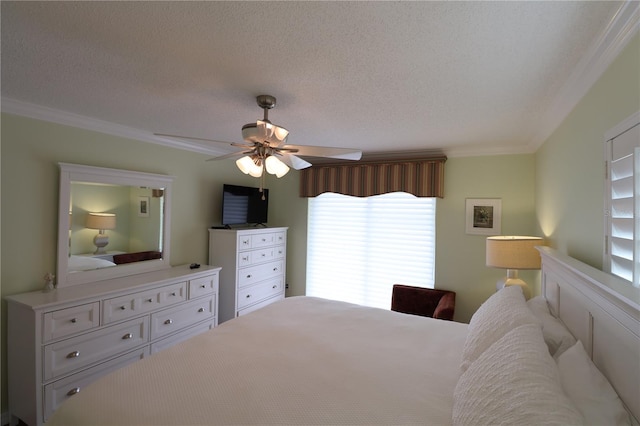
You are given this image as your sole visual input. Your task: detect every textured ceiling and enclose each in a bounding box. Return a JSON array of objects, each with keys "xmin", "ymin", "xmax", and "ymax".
[{"xmin": 0, "ymin": 1, "xmax": 630, "ymax": 158}]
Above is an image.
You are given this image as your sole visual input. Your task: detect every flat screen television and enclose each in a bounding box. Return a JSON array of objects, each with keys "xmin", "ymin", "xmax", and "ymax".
[{"xmin": 221, "ymin": 184, "xmax": 269, "ymax": 226}]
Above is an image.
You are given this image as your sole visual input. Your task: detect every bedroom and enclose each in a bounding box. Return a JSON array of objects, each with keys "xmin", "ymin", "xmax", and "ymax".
[{"xmin": 1, "ymin": 1, "xmax": 639, "ymax": 424}]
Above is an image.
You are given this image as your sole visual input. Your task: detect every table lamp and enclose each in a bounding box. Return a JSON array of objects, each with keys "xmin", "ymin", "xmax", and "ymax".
[
  {"xmin": 86, "ymin": 212, "xmax": 116, "ymax": 254},
  {"xmin": 486, "ymin": 236, "xmax": 544, "ymax": 299}
]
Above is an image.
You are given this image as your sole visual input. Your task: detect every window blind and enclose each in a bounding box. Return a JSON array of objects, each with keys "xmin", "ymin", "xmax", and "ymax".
[
  {"xmin": 306, "ymin": 192, "xmax": 436, "ymax": 309},
  {"xmin": 605, "ymin": 120, "xmax": 640, "ymax": 286}
]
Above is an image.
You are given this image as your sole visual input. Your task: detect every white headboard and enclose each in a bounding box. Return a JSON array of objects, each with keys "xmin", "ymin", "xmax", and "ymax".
[{"xmin": 538, "ymin": 247, "xmax": 640, "ymax": 424}]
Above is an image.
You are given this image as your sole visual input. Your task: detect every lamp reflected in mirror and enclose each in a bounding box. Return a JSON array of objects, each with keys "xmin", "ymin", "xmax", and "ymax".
[{"xmin": 86, "ymin": 212, "xmax": 116, "ymax": 254}]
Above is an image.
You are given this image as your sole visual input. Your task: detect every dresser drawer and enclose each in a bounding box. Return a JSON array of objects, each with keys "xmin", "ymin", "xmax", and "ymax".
[
  {"xmin": 238, "ymin": 234, "xmax": 252, "ymax": 249},
  {"xmin": 189, "ymin": 274, "xmax": 218, "ymax": 299},
  {"xmin": 238, "ymin": 250, "xmax": 253, "ymax": 266},
  {"xmin": 239, "ymin": 247, "xmax": 276, "ymax": 267},
  {"xmin": 43, "ymin": 317, "xmax": 149, "ymax": 381},
  {"xmin": 43, "ymin": 347, "xmax": 147, "ymax": 422},
  {"xmin": 273, "ymin": 244, "xmax": 285, "ymax": 260},
  {"xmin": 103, "ymin": 282, "xmax": 187, "ymax": 324},
  {"xmin": 43, "ymin": 302, "xmax": 100, "ymax": 342},
  {"xmin": 150, "ymin": 319, "xmax": 214, "ymax": 354},
  {"xmin": 238, "ymin": 260, "xmax": 284, "ymax": 288},
  {"xmin": 274, "ymin": 230, "xmax": 286, "ymax": 245},
  {"xmin": 150, "ymin": 296, "xmax": 214, "ymax": 340},
  {"xmin": 237, "ymin": 277, "xmax": 284, "ymax": 310},
  {"xmin": 251, "ymin": 232, "xmax": 276, "ymax": 248},
  {"xmin": 237, "ymin": 292, "xmax": 284, "ymax": 317}
]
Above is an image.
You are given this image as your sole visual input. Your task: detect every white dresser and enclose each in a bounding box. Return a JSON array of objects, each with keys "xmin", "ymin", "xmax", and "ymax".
[
  {"xmin": 209, "ymin": 227, "xmax": 287, "ymax": 323},
  {"xmin": 6, "ymin": 264, "xmax": 221, "ymax": 426}
]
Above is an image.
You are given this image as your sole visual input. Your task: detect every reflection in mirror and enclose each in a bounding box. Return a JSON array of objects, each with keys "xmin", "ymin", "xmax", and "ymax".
[{"xmin": 58, "ymin": 163, "xmax": 174, "ymax": 288}]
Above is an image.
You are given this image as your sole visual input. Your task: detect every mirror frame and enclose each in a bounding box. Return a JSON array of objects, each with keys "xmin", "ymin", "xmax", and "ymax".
[{"xmin": 57, "ymin": 163, "xmax": 174, "ymax": 288}]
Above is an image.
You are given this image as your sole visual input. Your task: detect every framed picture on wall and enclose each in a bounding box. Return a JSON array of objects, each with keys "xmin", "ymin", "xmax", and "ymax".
[
  {"xmin": 465, "ymin": 198, "xmax": 501, "ymax": 235},
  {"xmin": 138, "ymin": 196, "xmax": 150, "ymax": 217}
]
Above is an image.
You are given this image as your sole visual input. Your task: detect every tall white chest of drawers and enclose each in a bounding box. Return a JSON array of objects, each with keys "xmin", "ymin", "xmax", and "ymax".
[
  {"xmin": 6, "ymin": 265, "xmax": 221, "ymax": 426},
  {"xmin": 209, "ymin": 227, "xmax": 287, "ymax": 323}
]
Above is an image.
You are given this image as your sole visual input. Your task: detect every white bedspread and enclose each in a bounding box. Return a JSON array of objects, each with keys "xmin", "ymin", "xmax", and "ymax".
[{"xmin": 48, "ymin": 296, "xmax": 468, "ymax": 425}]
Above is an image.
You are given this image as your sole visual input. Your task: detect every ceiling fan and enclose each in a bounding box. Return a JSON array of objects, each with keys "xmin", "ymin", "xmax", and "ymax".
[{"xmin": 155, "ymin": 94, "xmax": 362, "ymax": 182}]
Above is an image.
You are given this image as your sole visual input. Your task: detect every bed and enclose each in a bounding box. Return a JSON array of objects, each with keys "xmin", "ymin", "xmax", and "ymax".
[
  {"xmin": 48, "ymin": 247, "xmax": 640, "ymax": 425},
  {"xmin": 67, "ymin": 255, "xmax": 116, "ymax": 273}
]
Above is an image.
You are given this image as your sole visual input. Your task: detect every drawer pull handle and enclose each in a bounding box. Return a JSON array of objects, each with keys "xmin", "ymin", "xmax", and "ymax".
[
  {"xmin": 164, "ymin": 319, "xmax": 173, "ymax": 325},
  {"xmin": 120, "ymin": 306, "xmax": 126, "ymax": 311},
  {"xmin": 262, "ymin": 238, "xmax": 266, "ymax": 242},
  {"xmin": 198, "ymin": 308, "xmax": 205, "ymax": 313},
  {"xmin": 246, "ymin": 294, "xmax": 251, "ymax": 299},
  {"xmin": 200, "ymin": 284, "xmax": 206, "ymax": 289},
  {"xmin": 171, "ymin": 292, "xmax": 176, "ymax": 296},
  {"xmin": 243, "ymin": 256, "xmax": 249, "ymax": 261},
  {"xmin": 70, "ymin": 318, "xmax": 77, "ymax": 323},
  {"xmin": 147, "ymin": 298, "xmax": 153, "ymax": 303},
  {"xmin": 67, "ymin": 387, "xmax": 80, "ymax": 396},
  {"xmin": 261, "ymin": 253, "xmax": 266, "ymax": 257},
  {"xmin": 273, "ymin": 268, "xmax": 278, "ymax": 272},
  {"xmin": 246, "ymin": 274, "xmax": 252, "ymax": 279},
  {"xmin": 67, "ymin": 351, "xmax": 80, "ymax": 359},
  {"xmin": 122, "ymin": 333, "xmax": 133, "ymax": 340},
  {"xmin": 272, "ymin": 285, "xmax": 277, "ymax": 289}
]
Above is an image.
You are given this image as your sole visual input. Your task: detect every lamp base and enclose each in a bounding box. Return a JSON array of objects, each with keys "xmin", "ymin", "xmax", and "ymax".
[
  {"xmin": 496, "ymin": 269, "xmax": 531, "ymax": 299},
  {"xmin": 93, "ymin": 233, "xmax": 109, "ymax": 255}
]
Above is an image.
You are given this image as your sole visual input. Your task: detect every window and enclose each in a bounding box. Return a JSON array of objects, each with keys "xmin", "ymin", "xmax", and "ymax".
[
  {"xmin": 306, "ymin": 192, "xmax": 436, "ymax": 309},
  {"xmin": 604, "ymin": 113, "xmax": 640, "ymax": 287}
]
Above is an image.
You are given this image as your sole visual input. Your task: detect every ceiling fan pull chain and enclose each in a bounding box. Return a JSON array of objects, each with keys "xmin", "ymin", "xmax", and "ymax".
[{"xmin": 261, "ymin": 164, "xmax": 266, "ymax": 198}]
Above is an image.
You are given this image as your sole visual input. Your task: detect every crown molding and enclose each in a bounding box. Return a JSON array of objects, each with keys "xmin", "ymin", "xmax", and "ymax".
[
  {"xmin": 1, "ymin": 97, "xmax": 225, "ymax": 156},
  {"xmin": 529, "ymin": 0, "xmax": 640, "ymax": 150}
]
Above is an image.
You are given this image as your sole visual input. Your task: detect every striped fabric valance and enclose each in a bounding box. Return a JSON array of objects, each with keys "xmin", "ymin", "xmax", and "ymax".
[{"xmin": 299, "ymin": 157, "xmax": 446, "ymax": 198}]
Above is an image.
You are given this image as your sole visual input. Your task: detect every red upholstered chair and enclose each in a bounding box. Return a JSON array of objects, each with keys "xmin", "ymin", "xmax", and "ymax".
[{"xmin": 391, "ymin": 284, "xmax": 456, "ymax": 321}]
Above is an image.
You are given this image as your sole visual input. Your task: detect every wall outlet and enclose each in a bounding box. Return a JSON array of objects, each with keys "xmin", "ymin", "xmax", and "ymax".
[{"xmin": 285, "ymin": 283, "xmax": 289, "ymax": 289}]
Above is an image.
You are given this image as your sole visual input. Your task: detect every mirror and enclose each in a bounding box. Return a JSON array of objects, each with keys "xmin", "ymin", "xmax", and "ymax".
[{"xmin": 57, "ymin": 163, "xmax": 174, "ymax": 288}]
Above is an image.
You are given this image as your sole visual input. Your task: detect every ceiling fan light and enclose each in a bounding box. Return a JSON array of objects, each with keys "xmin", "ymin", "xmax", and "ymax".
[
  {"xmin": 273, "ymin": 126, "xmax": 289, "ymax": 143},
  {"xmin": 248, "ymin": 159, "xmax": 264, "ymax": 178},
  {"xmin": 236, "ymin": 156, "xmax": 255, "ymax": 174},
  {"xmin": 265, "ymin": 155, "xmax": 290, "ymax": 178}
]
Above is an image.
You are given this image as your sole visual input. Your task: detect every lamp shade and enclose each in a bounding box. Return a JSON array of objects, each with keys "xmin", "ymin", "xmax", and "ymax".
[
  {"xmin": 486, "ymin": 236, "xmax": 543, "ymax": 270},
  {"xmin": 86, "ymin": 212, "xmax": 116, "ymax": 231}
]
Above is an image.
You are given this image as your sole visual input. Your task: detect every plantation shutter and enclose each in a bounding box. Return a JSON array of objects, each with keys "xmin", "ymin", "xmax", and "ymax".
[{"xmin": 605, "ymin": 117, "xmax": 640, "ymax": 287}]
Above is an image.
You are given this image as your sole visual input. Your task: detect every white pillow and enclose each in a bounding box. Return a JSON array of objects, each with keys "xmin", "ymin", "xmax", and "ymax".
[
  {"xmin": 453, "ymin": 323, "xmax": 583, "ymax": 426},
  {"xmin": 461, "ymin": 286, "xmax": 540, "ymax": 371},
  {"xmin": 556, "ymin": 340, "xmax": 631, "ymax": 426},
  {"xmin": 527, "ymin": 296, "xmax": 576, "ymax": 358}
]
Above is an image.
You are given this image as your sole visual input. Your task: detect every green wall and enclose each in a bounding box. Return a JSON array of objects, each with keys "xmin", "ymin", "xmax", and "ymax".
[
  {"xmin": 436, "ymin": 155, "xmax": 537, "ymax": 323},
  {"xmin": 536, "ymin": 33, "xmax": 640, "ymax": 269}
]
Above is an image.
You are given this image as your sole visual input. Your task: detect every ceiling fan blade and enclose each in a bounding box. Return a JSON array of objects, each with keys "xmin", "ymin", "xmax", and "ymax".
[
  {"xmin": 154, "ymin": 133, "xmax": 236, "ymax": 145},
  {"xmin": 279, "ymin": 153, "xmax": 312, "ymax": 170},
  {"xmin": 205, "ymin": 151, "xmax": 248, "ymax": 162},
  {"xmin": 230, "ymin": 142, "xmax": 256, "ymax": 149},
  {"xmin": 281, "ymin": 145, "xmax": 362, "ymax": 160}
]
